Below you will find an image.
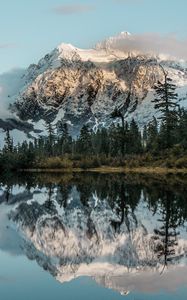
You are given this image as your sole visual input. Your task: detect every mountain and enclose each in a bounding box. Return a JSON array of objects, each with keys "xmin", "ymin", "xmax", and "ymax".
[{"xmin": 0, "ymin": 31, "xmax": 187, "ymax": 141}]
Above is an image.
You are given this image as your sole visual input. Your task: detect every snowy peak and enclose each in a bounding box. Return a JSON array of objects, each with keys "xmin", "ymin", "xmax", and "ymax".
[
  {"xmin": 53, "ymin": 32, "xmax": 133, "ymax": 64},
  {"xmin": 95, "ymin": 31, "xmax": 131, "ymax": 51},
  {"xmin": 57, "ymin": 43, "xmax": 81, "ymax": 61},
  {"xmin": 0, "ymin": 31, "xmax": 187, "ymax": 141},
  {"xmin": 57, "ymin": 43, "xmax": 77, "ymax": 52}
]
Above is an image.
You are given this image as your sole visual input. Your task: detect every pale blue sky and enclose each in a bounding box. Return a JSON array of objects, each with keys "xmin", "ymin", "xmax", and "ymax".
[{"xmin": 0, "ymin": 0, "xmax": 187, "ymax": 73}]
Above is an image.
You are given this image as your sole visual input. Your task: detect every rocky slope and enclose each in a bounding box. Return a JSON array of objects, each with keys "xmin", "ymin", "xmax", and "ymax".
[{"xmin": 0, "ymin": 32, "xmax": 187, "ymax": 140}]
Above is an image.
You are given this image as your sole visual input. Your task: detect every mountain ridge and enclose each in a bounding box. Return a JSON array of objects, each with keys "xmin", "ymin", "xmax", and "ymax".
[{"xmin": 0, "ymin": 32, "xmax": 187, "ymax": 143}]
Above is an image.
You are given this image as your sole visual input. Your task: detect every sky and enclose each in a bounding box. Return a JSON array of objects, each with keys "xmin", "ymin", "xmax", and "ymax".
[{"xmin": 0, "ymin": 0, "xmax": 187, "ymax": 73}]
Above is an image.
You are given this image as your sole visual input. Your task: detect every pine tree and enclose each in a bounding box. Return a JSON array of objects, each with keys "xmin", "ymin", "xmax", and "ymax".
[
  {"xmin": 177, "ymin": 109, "xmax": 187, "ymax": 150},
  {"xmin": 152, "ymin": 66, "xmax": 179, "ymax": 148},
  {"xmin": 57, "ymin": 122, "xmax": 72, "ymax": 155},
  {"xmin": 77, "ymin": 125, "xmax": 93, "ymax": 154},
  {"xmin": 45, "ymin": 121, "xmax": 55, "ymax": 156},
  {"xmin": 3, "ymin": 129, "xmax": 13, "ymax": 153},
  {"xmin": 37, "ymin": 137, "xmax": 45, "ymax": 157},
  {"xmin": 108, "ymin": 124, "xmax": 121, "ymax": 156},
  {"xmin": 99, "ymin": 128, "xmax": 109, "ymax": 156},
  {"xmin": 153, "ymin": 191, "xmax": 180, "ymax": 271},
  {"xmin": 147, "ymin": 117, "xmax": 158, "ymax": 152},
  {"xmin": 111, "ymin": 108, "xmax": 126, "ymax": 155},
  {"xmin": 129, "ymin": 119, "xmax": 142, "ymax": 154}
]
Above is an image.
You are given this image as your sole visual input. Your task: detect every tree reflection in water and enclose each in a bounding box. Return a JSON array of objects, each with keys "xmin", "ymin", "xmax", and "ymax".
[{"xmin": 0, "ymin": 172, "xmax": 187, "ymax": 294}]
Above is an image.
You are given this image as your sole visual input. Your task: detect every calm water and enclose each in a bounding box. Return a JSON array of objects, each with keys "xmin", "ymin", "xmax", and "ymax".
[{"xmin": 0, "ymin": 172, "xmax": 187, "ymax": 300}]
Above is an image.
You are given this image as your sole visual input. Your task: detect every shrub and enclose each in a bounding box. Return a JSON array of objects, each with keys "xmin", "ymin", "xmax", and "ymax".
[
  {"xmin": 78, "ymin": 157, "xmax": 101, "ymax": 169},
  {"xmin": 39, "ymin": 157, "xmax": 73, "ymax": 169},
  {"xmin": 175, "ymin": 157, "xmax": 187, "ymax": 168}
]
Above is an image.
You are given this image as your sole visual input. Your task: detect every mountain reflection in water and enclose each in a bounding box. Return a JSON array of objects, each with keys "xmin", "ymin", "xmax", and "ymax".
[{"xmin": 0, "ymin": 172, "xmax": 187, "ymax": 296}]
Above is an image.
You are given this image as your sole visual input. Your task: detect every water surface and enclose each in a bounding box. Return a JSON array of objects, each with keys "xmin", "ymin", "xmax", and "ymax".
[{"xmin": 0, "ymin": 172, "xmax": 187, "ymax": 299}]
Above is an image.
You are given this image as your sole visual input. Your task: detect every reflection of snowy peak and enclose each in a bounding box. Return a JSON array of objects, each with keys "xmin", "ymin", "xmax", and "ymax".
[
  {"xmin": 7, "ymin": 185, "xmax": 187, "ymax": 295},
  {"xmin": 0, "ymin": 171, "xmax": 187, "ymax": 296},
  {"xmin": 0, "ymin": 31, "xmax": 187, "ymax": 140}
]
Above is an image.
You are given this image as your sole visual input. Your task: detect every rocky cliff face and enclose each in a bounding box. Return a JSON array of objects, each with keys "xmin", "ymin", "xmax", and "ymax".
[{"xmin": 1, "ymin": 32, "xmax": 187, "ymax": 139}]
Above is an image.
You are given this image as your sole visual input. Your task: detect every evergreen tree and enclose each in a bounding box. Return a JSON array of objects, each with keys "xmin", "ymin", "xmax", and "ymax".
[
  {"xmin": 177, "ymin": 109, "xmax": 187, "ymax": 150},
  {"xmin": 45, "ymin": 121, "xmax": 55, "ymax": 156},
  {"xmin": 37, "ymin": 137, "xmax": 45, "ymax": 157},
  {"xmin": 57, "ymin": 122, "xmax": 72, "ymax": 155},
  {"xmin": 77, "ymin": 125, "xmax": 93, "ymax": 154},
  {"xmin": 146, "ymin": 117, "xmax": 158, "ymax": 152},
  {"xmin": 108, "ymin": 124, "xmax": 121, "ymax": 156},
  {"xmin": 3, "ymin": 129, "xmax": 13, "ymax": 153},
  {"xmin": 129, "ymin": 119, "xmax": 142, "ymax": 154},
  {"xmin": 153, "ymin": 191, "xmax": 180, "ymax": 271},
  {"xmin": 99, "ymin": 128, "xmax": 109, "ymax": 156},
  {"xmin": 111, "ymin": 108, "xmax": 126, "ymax": 155},
  {"xmin": 152, "ymin": 66, "xmax": 179, "ymax": 148}
]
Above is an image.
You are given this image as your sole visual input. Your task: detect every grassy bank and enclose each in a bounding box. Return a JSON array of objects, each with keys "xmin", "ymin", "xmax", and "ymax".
[
  {"xmin": 1, "ymin": 152, "xmax": 187, "ymax": 174},
  {"xmin": 21, "ymin": 154, "xmax": 187, "ymax": 174}
]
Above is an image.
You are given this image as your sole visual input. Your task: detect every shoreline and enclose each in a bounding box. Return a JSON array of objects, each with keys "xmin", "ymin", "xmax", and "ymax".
[{"xmin": 20, "ymin": 166, "xmax": 187, "ymax": 174}]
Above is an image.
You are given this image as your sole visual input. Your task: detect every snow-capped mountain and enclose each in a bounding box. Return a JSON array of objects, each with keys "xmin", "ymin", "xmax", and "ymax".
[{"xmin": 0, "ymin": 31, "xmax": 187, "ymax": 141}]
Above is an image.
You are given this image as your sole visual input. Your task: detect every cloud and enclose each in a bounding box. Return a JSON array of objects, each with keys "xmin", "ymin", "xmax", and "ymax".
[
  {"xmin": 114, "ymin": 0, "xmax": 143, "ymax": 3},
  {"xmin": 0, "ymin": 68, "xmax": 25, "ymax": 119},
  {"xmin": 104, "ymin": 32, "xmax": 187, "ymax": 60},
  {"xmin": 53, "ymin": 4, "xmax": 95, "ymax": 15},
  {"xmin": 0, "ymin": 43, "xmax": 15, "ymax": 49}
]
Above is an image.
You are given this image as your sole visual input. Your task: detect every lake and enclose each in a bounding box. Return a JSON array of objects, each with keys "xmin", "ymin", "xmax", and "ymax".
[{"xmin": 0, "ymin": 172, "xmax": 187, "ymax": 300}]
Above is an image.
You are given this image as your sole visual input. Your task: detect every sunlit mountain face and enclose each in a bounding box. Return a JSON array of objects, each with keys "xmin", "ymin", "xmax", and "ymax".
[
  {"xmin": 0, "ymin": 32, "xmax": 187, "ymax": 143},
  {"xmin": 0, "ymin": 173, "xmax": 187, "ymax": 297}
]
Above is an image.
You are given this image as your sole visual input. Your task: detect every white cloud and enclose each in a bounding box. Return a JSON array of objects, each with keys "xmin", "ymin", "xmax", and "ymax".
[
  {"xmin": 53, "ymin": 4, "xmax": 95, "ymax": 15},
  {"xmin": 105, "ymin": 32, "xmax": 187, "ymax": 60},
  {"xmin": 0, "ymin": 68, "xmax": 25, "ymax": 119}
]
